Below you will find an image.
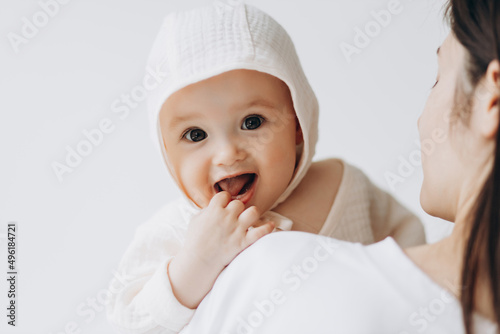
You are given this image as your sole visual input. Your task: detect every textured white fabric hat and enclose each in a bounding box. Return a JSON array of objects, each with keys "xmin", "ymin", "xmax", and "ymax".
[{"xmin": 146, "ymin": 0, "xmax": 319, "ymax": 210}]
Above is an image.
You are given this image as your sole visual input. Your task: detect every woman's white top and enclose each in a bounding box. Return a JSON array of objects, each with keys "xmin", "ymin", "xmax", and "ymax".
[
  {"xmin": 181, "ymin": 231, "xmax": 498, "ymax": 334},
  {"xmin": 106, "ymin": 162, "xmax": 425, "ymax": 333}
]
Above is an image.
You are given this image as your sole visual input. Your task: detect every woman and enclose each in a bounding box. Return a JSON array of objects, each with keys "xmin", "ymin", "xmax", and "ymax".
[{"xmin": 178, "ymin": 0, "xmax": 500, "ymax": 333}]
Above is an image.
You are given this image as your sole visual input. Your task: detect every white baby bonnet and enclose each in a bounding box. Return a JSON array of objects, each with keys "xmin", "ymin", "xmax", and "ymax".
[{"xmin": 146, "ymin": 0, "xmax": 319, "ymax": 211}]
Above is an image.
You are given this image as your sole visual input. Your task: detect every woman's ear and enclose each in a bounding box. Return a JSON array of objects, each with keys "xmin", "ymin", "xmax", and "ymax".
[
  {"xmin": 476, "ymin": 60, "xmax": 500, "ymax": 139},
  {"xmin": 295, "ymin": 117, "xmax": 303, "ymax": 145}
]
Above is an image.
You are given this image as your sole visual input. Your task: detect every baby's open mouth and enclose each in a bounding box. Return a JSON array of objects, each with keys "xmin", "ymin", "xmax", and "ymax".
[{"xmin": 214, "ymin": 173, "xmax": 257, "ymax": 198}]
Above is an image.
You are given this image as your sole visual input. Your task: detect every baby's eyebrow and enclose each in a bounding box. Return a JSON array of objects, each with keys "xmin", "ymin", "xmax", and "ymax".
[
  {"xmin": 168, "ymin": 112, "xmax": 204, "ymax": 129},
  {"xmin": 239, "ymin": 98, "xmax": 279, "ymax": 110},
  {"xmin": 167, "ymin": 99, "xmax": 278, "ymax": 129}
]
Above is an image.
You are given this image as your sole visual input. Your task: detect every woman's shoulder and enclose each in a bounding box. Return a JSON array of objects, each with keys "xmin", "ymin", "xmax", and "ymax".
[
  {"xmin": 191, "ymin": 232, "xmax": 482, "ymax": 333},
  {"xmin": 251, "ymin": 231, "xmax": 389, "ymax": 266},
  {"xmin": 251, "ymin": 232, "xmax": 438, "ymax": 290}
]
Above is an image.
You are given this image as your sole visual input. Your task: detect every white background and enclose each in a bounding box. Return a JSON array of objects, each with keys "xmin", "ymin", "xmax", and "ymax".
[{"xmin": 1, "ymin": 0, "xmax": 451, "ymax": 333}]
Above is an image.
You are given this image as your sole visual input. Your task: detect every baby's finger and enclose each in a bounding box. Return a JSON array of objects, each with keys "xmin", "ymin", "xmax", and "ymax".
[
  {"xmin": 237, "ymin": 206, "xmax": 261, "ymax": 230},
  {"xmin": 209, "ymin": 191, "xmax": 231, "ymax": 208},
  {"xmin": 244, "ymin": 221, "xmax": 275, "ymax": 247},
  {"xmin": 225, "ymin": 199, "xmax": 246, "ymax": 217}
]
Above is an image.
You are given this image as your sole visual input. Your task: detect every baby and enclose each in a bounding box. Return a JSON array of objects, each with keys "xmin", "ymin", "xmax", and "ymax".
[{"xmin": 106, "ymin": 1, "xmax": 425, "ymax": 333}]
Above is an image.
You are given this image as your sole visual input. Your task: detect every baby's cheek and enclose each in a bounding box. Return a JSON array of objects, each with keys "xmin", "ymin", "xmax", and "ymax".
[
  {"xmin": 263, "ymin": 145, "xmax": 296, "ymax": 180},
  {"xmin": 178, "ymin": 164, "xmax": 205, "ymax": 199},
  {"xmin": 278, "ymin": 136, "xmax": 298, "ymax": 161}
]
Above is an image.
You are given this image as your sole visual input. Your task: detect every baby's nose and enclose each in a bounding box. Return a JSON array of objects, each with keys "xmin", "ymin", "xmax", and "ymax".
[{"xmin": 212, "ymin": 138, "xmax": 247, "ymax": 166}]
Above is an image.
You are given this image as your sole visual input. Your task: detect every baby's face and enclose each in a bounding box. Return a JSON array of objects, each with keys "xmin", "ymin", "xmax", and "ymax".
[{"xmin": 159, "ymin": 69, "xmax": 302, "ymax": 212}]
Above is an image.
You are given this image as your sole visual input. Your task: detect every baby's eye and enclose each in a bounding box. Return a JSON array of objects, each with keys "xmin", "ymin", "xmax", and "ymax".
[
  {"xmin": 183, "ymin": 128, "xmax": 207, "ymax": 142},
  {"xmin": 242, "ymin": 115, "xmax": 264, "ymax": 130}
]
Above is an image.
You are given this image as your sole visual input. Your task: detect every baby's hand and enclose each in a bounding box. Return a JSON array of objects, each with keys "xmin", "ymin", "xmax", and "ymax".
[
  {"xmin": 168, "ymin": 191, "xmax": 274, "ymax": 309},
  {"xmin": 183, "ymin": 191, "xmax": 275, "ymax": 270}
]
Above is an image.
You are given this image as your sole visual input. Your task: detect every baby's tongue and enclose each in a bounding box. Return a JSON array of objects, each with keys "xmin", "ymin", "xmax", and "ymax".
[{"xmin": 217, "ymin": 174, "xmax": 252, "ymax": 197}]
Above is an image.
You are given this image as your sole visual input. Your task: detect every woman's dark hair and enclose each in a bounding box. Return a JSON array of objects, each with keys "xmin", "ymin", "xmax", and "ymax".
[{"xmin": 446, "ymin": 0, "xmax": 500, "ymax": 332}]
